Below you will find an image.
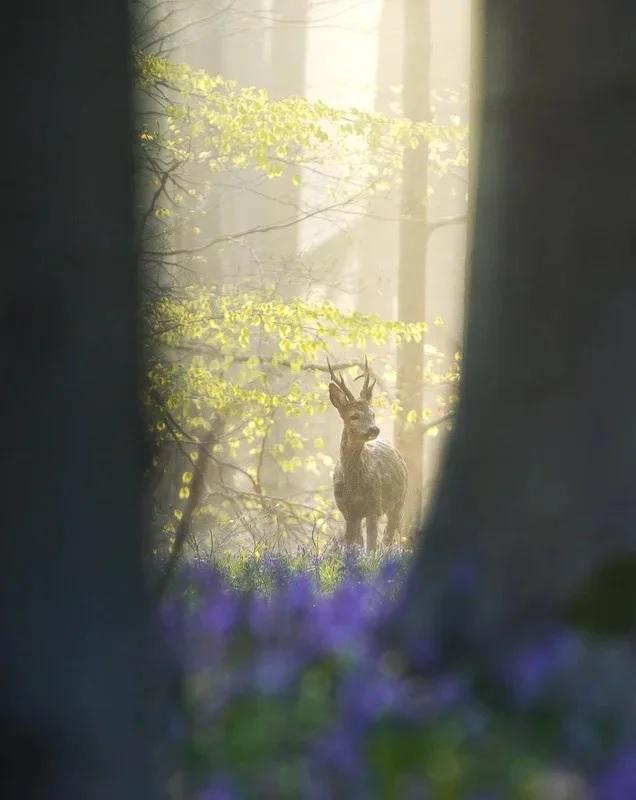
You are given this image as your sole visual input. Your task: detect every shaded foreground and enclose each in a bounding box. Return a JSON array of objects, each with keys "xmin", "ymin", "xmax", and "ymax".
[{"xmin": 163, "ymin": 550, "xmax": 636, "ymax": 799}]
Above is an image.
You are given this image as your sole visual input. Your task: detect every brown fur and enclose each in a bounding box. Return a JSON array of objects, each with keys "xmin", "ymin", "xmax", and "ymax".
[{"xmin": 328, "ymin": 360, "xmax": 407, "ymax": 550}]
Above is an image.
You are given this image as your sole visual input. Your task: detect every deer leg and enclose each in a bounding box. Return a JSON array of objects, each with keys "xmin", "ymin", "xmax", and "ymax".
[
  {"xmin": 384, "ymin": 510, "xmax": 401, "ymax": 547},
  {"xmin": 365, "ymin": 515, "xmax": 378, "ymax": 552},
  {"xmin": 345, "ymin": 517, "xmax": 363, "ymax": 548}
]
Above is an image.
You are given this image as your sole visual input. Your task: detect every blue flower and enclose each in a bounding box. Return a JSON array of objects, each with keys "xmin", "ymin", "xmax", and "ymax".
[
  {"xmin": 196, "ymin": 776, "xmax": 237, "ymax": 800},
  {"xmin": 596, "ymin": 748, "xmax": 636, "ymax": 800},
  {"xmin": 164, "ymin": 551, "xmax": 636, "ymax": 798},
  {"xmin": 499, "ymin": 626, "xmax": 580, "ymax": 706}
]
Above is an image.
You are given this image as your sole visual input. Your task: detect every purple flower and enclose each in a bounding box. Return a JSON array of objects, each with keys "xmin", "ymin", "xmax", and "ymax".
[
  {"xmin": 251, "ymin": 650, "xmax": 297, "ymax": 694},
  {"xmin": 201, "ymin": 591, "xmax": 238, "ymax": 635},
  {"xmin": 311, "ymin": 724, "xmax": 364, "ymax": 780},
  {"xmin": 338, "ymin": 667, "xmax": 407, "ymax": 726},
  {"xmin": 596, "ymin": 748, "xmax": 636, "ymax": 799},
  {"xmin": 247, "ymin": 593, "xmax": 277, "ymax": 639},
  {"xmin": 262, "ymin": 553, "xmax": 292, "ymax": 587},
  {"xmin": 284, "ymin": 573, "xmax": 315, "ymax": 614},
  {"xmin": 399, "ymin": 636, "xmax": 441, "ymax": 673},
  {"xmin": 377, "ymin": 555, "xmax": 404, "ymax": 583},
  {"xmin": 164, "ymin": 553, "xmax": 636, "ymax": 798},
  {"xmin": 402, "ymin": 674, "xmax": 468, "ymax": 721},
  {"xmin": 500, "ymin": 627, "xmax": 580, "ymax": 706},
  {"xmin": 196, "ymin": 776, "xmax": 236, "ymax": 800}
]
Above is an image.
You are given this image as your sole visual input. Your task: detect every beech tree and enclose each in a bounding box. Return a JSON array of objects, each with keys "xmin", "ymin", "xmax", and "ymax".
[
  {"xmin": 0, "ymin": 2, "xmax": 154, "ymax": 797},
  {"xmin": 395, "ymin": 0, "xmax": 432, "ymax": 528},
  {"xmin": 396, "ymin": 1, "xmax": 636, "ymax": 650},
  {"xmin": 136, "ymin": 50, "xmax": 466, "ymax": 553}
]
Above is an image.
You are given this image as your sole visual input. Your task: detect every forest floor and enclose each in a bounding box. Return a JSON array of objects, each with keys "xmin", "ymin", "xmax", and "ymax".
[{"xmin": 162, "ymin": 549, "xmax": 635, "ymax": 799}]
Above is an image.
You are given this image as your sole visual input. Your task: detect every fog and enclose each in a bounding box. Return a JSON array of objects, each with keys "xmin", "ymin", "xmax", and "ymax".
[
  {"xmin": 134, "ymin": 0, "xmax": 470, "ymax": 554},
  {"xmin": 6, "ymin": 3, "xmax": 636, "ymax": 797}
]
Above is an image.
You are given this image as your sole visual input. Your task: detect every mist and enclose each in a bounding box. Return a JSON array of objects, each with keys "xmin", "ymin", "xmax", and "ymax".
[
  {"xmin": 134, "ymin": 0, "xmax": 470, "ymax": 555},
  {"xmin": 6, "ymin": 2, "xmax": 636, "ymax": 797}
]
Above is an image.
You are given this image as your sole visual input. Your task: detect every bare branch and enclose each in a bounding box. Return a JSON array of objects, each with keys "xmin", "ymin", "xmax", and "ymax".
[
  {"xmin": 140, "ymin": 1, "xmax": 239, "ymax": 51},
  {"xmin": 421, "ymin": 410, "xmax": 456, "ymax": 434},
  {"xmin": 144, "ymin": 190, "xmax": 368, "ymax": 258},
  {"xmin": 155, "ymin": 427, "xmax": 215, "ymax": 600},
  {"xmin": 427, "ymin": 214, "xmax": 467, "ymax": 236}
]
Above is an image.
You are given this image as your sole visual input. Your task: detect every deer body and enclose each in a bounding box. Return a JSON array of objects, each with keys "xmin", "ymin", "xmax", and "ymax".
[{"xmin": 328, "ymin": 359, "xmax": 407, "ymax": 550}]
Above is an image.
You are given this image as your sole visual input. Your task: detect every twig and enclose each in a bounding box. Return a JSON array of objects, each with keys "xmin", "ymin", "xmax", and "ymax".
[
  {"xmin": 144, "ymin": 190, "xmax": 368, "ymax": 258},
  {"xmin": 155, "ymin": 428, "xmax": 215, "ymax": 600},
  {"xmin": 421, "ymin": 410, "xmax": 456, "ymax": 434}
]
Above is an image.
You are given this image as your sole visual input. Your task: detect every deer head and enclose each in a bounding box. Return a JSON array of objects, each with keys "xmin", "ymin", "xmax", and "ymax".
[{"xmin": 327, "ymin": 357, "xmax": 379, "ymax": 444}]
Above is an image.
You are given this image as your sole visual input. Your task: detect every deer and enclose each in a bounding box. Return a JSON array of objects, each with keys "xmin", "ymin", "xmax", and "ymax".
[{"xmin": 327, "ymin": 357, "xmax": 408, "ymax": 551}]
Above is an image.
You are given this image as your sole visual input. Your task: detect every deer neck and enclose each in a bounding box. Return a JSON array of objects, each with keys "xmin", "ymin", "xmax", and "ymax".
[{"xmin": 340, "ymin": 428, "xmax": 366, "ymax": 467}]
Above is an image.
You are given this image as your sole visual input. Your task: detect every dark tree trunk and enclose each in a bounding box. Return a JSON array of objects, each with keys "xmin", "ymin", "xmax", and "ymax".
[
  {"xmin": 0, "ymin": 3, "xmax": 155, "ymax": 798},
  {"xmin": 395, "ymin": 2, "xmax": 636, "ymax": 652}
]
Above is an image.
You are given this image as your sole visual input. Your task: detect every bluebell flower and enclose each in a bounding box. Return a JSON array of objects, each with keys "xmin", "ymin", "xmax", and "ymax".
[
  {"xmin": 262, "ymin": 553, "xmax": 292, "ymax": 588},
  {"xmin": 201, "ymin": 591, "xmax": 238, "ymax": 636},
  {"xmin": 163, "ymin": 551, "xmax": 636, "ymax": 798},
  {"xmin": 596, "ymin": 748, "xmax": 636, "ymax": 799},
  {"xmin": 196, "ymin": 775, "xmax": 237, "ymax": 800},
  {"xmin": 311, "ymin": 724, "xmax": 364, "ymax": 780},
  {"xmin": 251, "ymin": 650, "xmax": 297, "ymax": 694},
  {"xmin": 499, "ymin": 626, "xmax": 580, "ymax": 706},
  {"xmin": 284, "ymin": 573, "xmax": 315, "ymax": 615},
  {"xmin": 247, "ymin": 593, "xmax": 277, "ymax": 640}
]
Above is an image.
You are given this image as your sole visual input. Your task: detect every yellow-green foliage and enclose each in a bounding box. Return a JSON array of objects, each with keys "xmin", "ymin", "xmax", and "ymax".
[
  {"xmin": 137, "ymin": 52, "xmax": 464, "ymax": 549},
  {"xmin": 146, "ymin": 287, "xmax": 439, "ymax": 433},
  {"xmin": 145, "ymin": 287, "xmax": 459, "ymax": 549},
  {"xmin": 135, "ymin": 51, "xmax": 468, "ymax": 194}
]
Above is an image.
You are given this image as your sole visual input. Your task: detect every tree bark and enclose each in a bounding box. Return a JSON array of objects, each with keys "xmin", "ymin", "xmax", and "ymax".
[
  {"xmin": 357, "ymin": 0, "xmax": 402, "ymax": 318},
  {"xmin": 265, "ymin": 0, "xmax": 308, "ymax": 261},
  {"xmin": 0, "ymin": 3, "xmax": 155, "ymax": 797},
  {"xmin": 395, "ymin": 1, "xmax": 636, "ymax": 652},
  {"xmin": 395, "ymin": 0, "xmax": 431, "ymax": 530}
]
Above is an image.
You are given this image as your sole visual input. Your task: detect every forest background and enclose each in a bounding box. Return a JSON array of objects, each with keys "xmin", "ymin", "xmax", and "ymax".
[
  {"xmin": 5, "ymin": 1, "xmax": 636, "ymax": 797},
  {"xmin": 135, "ymin": 0, "xmax": 470, "ymax": 556}
]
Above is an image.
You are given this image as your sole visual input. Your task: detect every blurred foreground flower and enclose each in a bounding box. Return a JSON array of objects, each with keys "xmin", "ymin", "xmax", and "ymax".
[{"xmin": 162, "ymin": 549, "xmax": 636, "ymax": 799}]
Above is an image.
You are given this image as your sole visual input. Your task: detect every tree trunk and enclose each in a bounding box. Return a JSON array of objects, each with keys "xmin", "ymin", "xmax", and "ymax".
[
  {"xmin": 357, "ymin": 0, "xmax": 402, "ymax": 320},
  {"xmin": 395, "ymin": 0, "xmax": 431, "ymax": 530},
  {"xmin": 265, "ymin": 0, "xmax": 308, "ymax": 262},
  {"xmin": 395, "ymin": 1, "xmax": 636, "ymax": 652},
  {"xmin": 0, "ymin": 3, "xmax": 155, "ymax": 797}
]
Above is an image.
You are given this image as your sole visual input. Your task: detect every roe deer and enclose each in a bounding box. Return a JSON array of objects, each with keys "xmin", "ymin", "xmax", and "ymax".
[{"xmin": 328, "ymin": 358, "xmax": 407, "ymax": 550}]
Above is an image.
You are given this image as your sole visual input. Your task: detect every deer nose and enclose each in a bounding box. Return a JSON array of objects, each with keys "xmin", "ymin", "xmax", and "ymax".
[{"xmin": 368, "ymin": 425, "xmax": 380, "ymax": 439}]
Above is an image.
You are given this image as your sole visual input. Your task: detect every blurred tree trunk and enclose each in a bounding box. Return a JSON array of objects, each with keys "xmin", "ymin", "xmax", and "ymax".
[
  {"xmin": 357, "ymin": 0, "xmax": 402, "ymax": 319},
  {"xmin": 395, "ymin": 0, "xmax": 431, "ymax": 530},
  {"xmin": 0, "ymin": 3, "xmax": 155, "ymax": 798},
  {"xmin": 174, "ymin": 6, "xmax": 229, "ymax": 286},
  {"xmin": 395, "ymin": 1, "xmax": 636, "ymax": 651},
  {"xmin": 265, "ymin": 0, "xmax": 308, "ymax": 263},
  {"xmin": 269, "ymin": 0, "xmax": 308, "ymax": 100}
]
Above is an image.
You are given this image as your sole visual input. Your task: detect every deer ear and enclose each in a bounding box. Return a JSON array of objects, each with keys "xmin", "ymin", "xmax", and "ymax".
[{"xmin": 329, "ymin": 382, "xmax": 347, "ymax": 411}]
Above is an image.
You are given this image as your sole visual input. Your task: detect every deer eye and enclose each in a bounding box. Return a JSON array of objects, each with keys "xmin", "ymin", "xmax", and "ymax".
[{"xmin": 350, "ymin": 413, "xmax": 361, "ymax": 421}]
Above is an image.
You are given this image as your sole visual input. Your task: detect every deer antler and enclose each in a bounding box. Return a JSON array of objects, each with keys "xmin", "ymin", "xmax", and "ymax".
[
  {"xmin": 354, "ymin": 356, "xmax": 376, "ymax": 401},
  {"xmin": 327, "ymin": 357, "xmax": 355, "ymax": 402}
]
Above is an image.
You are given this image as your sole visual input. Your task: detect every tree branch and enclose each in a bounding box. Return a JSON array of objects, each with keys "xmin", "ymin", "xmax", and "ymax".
[
  {"xmin": 421, "ymin": 410, "xmax": 456, "ymax": 434},
  {"xmin": 155, "ymin": 427, "xmax": 215, "ymax": 600},
  {"xmin": 144, "ymin": 190, "xmax": 368, "ymax": 257},
  {"xmin": 427, "ymin": 215, "xmax": 467, "ymax": 236}
]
